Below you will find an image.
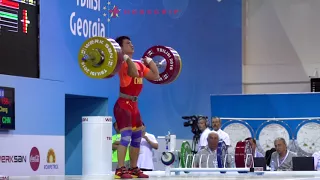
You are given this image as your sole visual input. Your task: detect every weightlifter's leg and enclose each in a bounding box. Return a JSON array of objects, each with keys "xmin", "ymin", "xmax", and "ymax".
[
  {"xmin": 117, "ymin": 128, "xmax": 132, "ymax": 168},
  {"xmin": 113, "ymin": 101, "xmax": 132, "ymax": 179},
  {"xmin": 129, "ymin": 127, "xmax": 142, "ymax": 168},
  {"xmin": 129, "ymin": 110, "xmax": 149, "ymax": 178}
]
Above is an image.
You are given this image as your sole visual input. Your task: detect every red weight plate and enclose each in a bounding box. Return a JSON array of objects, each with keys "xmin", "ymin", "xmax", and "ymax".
[
  {"xmin": 235, "ymin": 141, "xmax": 245, "ymax": 168},
  {"xmin": 142, "ymin": 46, "xmax": 181, "ymax": 84},
  {"xmin": 235, "ymin": 140, "xmax": 253, "ymax": 168},
  {"xmin": 164, "ymin": 47, "xmax": 182, "ymax": 84},
  {"xmin": 104, "ymin": 38, "xmax": 124, "ymax": 78},
  {"xmin": 166, "ymin": 56, "xmax": 182, "ymax": 84}
]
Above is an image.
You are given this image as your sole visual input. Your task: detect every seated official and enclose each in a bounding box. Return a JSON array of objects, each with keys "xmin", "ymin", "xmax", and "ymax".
[
  {"xmin": 270, "ymin": 138, "xmax": 297, "ymax": 171},
  {"xmin": 197, "ymin": 117, "xmax": 211, "ymax": 151},
  {"xmin": 265, "ymin": 148, "xmax": 276, "ymax": 166},
  {"xmin": 194, "ymin": 131, "xmax": 232, "ymax": 168},
  {"xmin": 245, "ymin": 137, "xmax": 264, "ymax": 157}
]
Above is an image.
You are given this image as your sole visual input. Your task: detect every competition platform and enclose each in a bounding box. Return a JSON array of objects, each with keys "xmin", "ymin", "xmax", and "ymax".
[
  {"xmin": 3, "ymin": 171, "xmax": 320, "ymax": 180},
  {"xmin": 3, "ymin": 116, "xmax": 320, "ymax": 180}
]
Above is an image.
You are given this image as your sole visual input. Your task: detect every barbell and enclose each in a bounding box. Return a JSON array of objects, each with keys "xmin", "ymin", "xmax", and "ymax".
[{"xmin": 78, "ymin": 36, "xmax": 182, "ymax": 84}]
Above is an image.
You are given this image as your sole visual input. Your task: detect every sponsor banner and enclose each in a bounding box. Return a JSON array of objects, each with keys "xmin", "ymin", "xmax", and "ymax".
[{"xmin": 0, "ymin": 134, "xmax": 64, "ymax": 176}]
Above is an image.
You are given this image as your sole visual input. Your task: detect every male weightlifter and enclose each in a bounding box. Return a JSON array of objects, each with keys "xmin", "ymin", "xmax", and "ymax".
[{"xmin": 113, "ymin": 36, "xmax": 160, "ymax": 179}]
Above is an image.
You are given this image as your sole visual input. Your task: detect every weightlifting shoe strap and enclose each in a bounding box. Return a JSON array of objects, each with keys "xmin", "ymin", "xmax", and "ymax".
[{"xmin": 119, "ymin": 92, "xmax": 138, "ymax": 102}]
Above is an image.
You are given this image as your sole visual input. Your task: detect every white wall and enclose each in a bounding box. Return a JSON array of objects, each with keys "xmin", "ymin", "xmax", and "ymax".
[{"xmin": 243, "ymin": 0, "xmax": 320, "ymax": 94}]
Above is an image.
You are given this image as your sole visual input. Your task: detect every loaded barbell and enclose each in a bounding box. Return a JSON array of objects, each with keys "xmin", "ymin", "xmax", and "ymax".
[{"xmin": 78, "ymin": 36, "xmax": 182, "ymax": 84}]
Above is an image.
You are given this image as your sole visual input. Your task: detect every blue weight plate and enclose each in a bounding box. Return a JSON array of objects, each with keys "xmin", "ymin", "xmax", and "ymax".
[
  {"xmin": 217, "ymin": 140, "xmax": 228, "ymax": 168},
  {"xmin": 161, "ymin": 152, "xmax": 175, "ymax": 166}
]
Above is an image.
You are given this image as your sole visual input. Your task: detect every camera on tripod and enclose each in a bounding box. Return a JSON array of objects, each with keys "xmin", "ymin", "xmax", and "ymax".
[
  {"xmin": 182, "ymin": 115, "xmax": 208, "ymax": 154},
  {"xmin": 182, "ymin": 115, "xmax": 208, "ymax": 136},
  {"xmin": 183, "ymin": 116, "xmax": 198, "ymax": 127}
]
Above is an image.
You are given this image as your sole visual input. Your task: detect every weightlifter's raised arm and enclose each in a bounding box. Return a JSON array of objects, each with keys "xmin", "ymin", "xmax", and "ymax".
[
  {"xmin": 141, "ymin": 57, "xmax": 160, "ymax": 80},
  {"xmin": 115, "ymin": 35, "xmax": 139, "ymax": 78},
  {"xmin": 124, "ymin": 55, "xmax": 139, "ymax": 77}
]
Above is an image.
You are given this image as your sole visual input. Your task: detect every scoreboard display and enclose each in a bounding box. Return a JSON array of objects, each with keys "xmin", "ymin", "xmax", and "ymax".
[
  {"xmin": 0, "ymin": 86, "xmax": 15, "ymax": 130},
  {"xmin": 0, "ymin": 0, "xmax": 39, "ymax": 78}
]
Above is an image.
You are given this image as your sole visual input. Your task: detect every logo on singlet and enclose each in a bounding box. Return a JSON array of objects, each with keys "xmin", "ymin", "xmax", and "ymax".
[{"xmin": 134, "ymin": 77, "xmax": 143, "ymax": 84}]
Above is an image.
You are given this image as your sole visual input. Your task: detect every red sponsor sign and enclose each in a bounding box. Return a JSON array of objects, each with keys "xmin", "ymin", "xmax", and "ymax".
[
  {"xmin": 103, "ymin": 1, "xmax": 180, "ymax": 22},
  {"xmin": 29, "ymin": 147, "xmax": 40, "ymax": 171},
  {"xmin": 121, "ymin": 9, "xmax": 179, "ymax": 15}
]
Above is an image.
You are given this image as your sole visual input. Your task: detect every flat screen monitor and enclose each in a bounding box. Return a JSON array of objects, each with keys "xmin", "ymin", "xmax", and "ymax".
[{"xmin": 0, "ymin": 86, "xmax": 15, "ymax": 130}]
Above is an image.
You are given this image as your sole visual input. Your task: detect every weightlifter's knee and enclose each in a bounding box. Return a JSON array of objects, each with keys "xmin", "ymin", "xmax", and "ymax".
[
  {"xmin": 130, "ymin": 130, "xmax": 142, "ymax": 148},
  {"xmin": 120, "ymin": 129, "xmax": 132, "ymax": 147}
]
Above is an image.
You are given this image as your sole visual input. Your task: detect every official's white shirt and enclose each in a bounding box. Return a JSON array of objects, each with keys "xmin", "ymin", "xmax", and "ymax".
[
  {"xmin": 214, "ymin": 129, "xmax": 230, "ymax": 146},
  {"xmin": 137, "ymin": 132, "xmax": 158, "ymax": 170},
  {"xmin": 198, "ymin": 128, "xmax": 211, "ymax": 151}
]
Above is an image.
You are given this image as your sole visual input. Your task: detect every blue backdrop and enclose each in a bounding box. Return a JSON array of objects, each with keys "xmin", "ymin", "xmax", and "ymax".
[{"xmin": 1, "ymin": 0, "xmax": 243, "ymax": 175}]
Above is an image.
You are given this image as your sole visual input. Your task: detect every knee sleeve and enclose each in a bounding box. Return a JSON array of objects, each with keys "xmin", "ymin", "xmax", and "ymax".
[
  {"xmin": 120, "ymin": 129, "xmax": 132, "ymax": 147},
  {"xmin": 130, "ymin": 130, "xmax": 142, "ymax": 148}
]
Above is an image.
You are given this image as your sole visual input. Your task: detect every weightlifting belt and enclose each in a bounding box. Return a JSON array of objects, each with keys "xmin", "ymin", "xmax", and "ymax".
[{"xmin": 119, "ymin": 92, "xmax": 138, "ymax": 102}]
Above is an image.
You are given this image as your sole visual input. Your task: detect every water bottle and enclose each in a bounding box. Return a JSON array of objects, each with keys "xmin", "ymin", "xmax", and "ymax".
[
  {"xmin": 316, "ymin": 158, "xmax": 320, "ymax": 171},
  {"xmin": 270, "ymin": 160, "xmax": 275, "ymax": 171},
  {"xmin": 230, "ymin": 155, "xmax": 235, "ymax": 168},
  {"xmin": 213, "ymin": 160, "xmax": 218, "ymax": 168}
]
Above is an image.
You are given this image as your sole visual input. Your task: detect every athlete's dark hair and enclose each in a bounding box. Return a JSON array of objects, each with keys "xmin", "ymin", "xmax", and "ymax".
[{"xmin": 115, "ymin": 36, "xmax": 131, "ymax": 47}]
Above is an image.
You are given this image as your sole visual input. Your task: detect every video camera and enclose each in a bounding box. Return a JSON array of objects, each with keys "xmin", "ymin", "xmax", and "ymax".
[
  {"xmin": 182, "ymin": 115, "xmax": 208, "ymax": 154},
  {"xmin": 182, "ymin": 115, "xmax": 208, "ymax": 136}
]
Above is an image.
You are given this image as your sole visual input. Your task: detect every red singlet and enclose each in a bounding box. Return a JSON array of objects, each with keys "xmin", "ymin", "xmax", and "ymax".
[{"xmin": 113, "ymin": 61, "xmax": 150, "ymax": 130}]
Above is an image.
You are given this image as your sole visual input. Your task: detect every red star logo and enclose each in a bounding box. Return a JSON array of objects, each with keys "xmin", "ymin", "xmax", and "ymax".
[{"xmin": 109, "ymin": 5, "xmax": 121, "ymax": 18}]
